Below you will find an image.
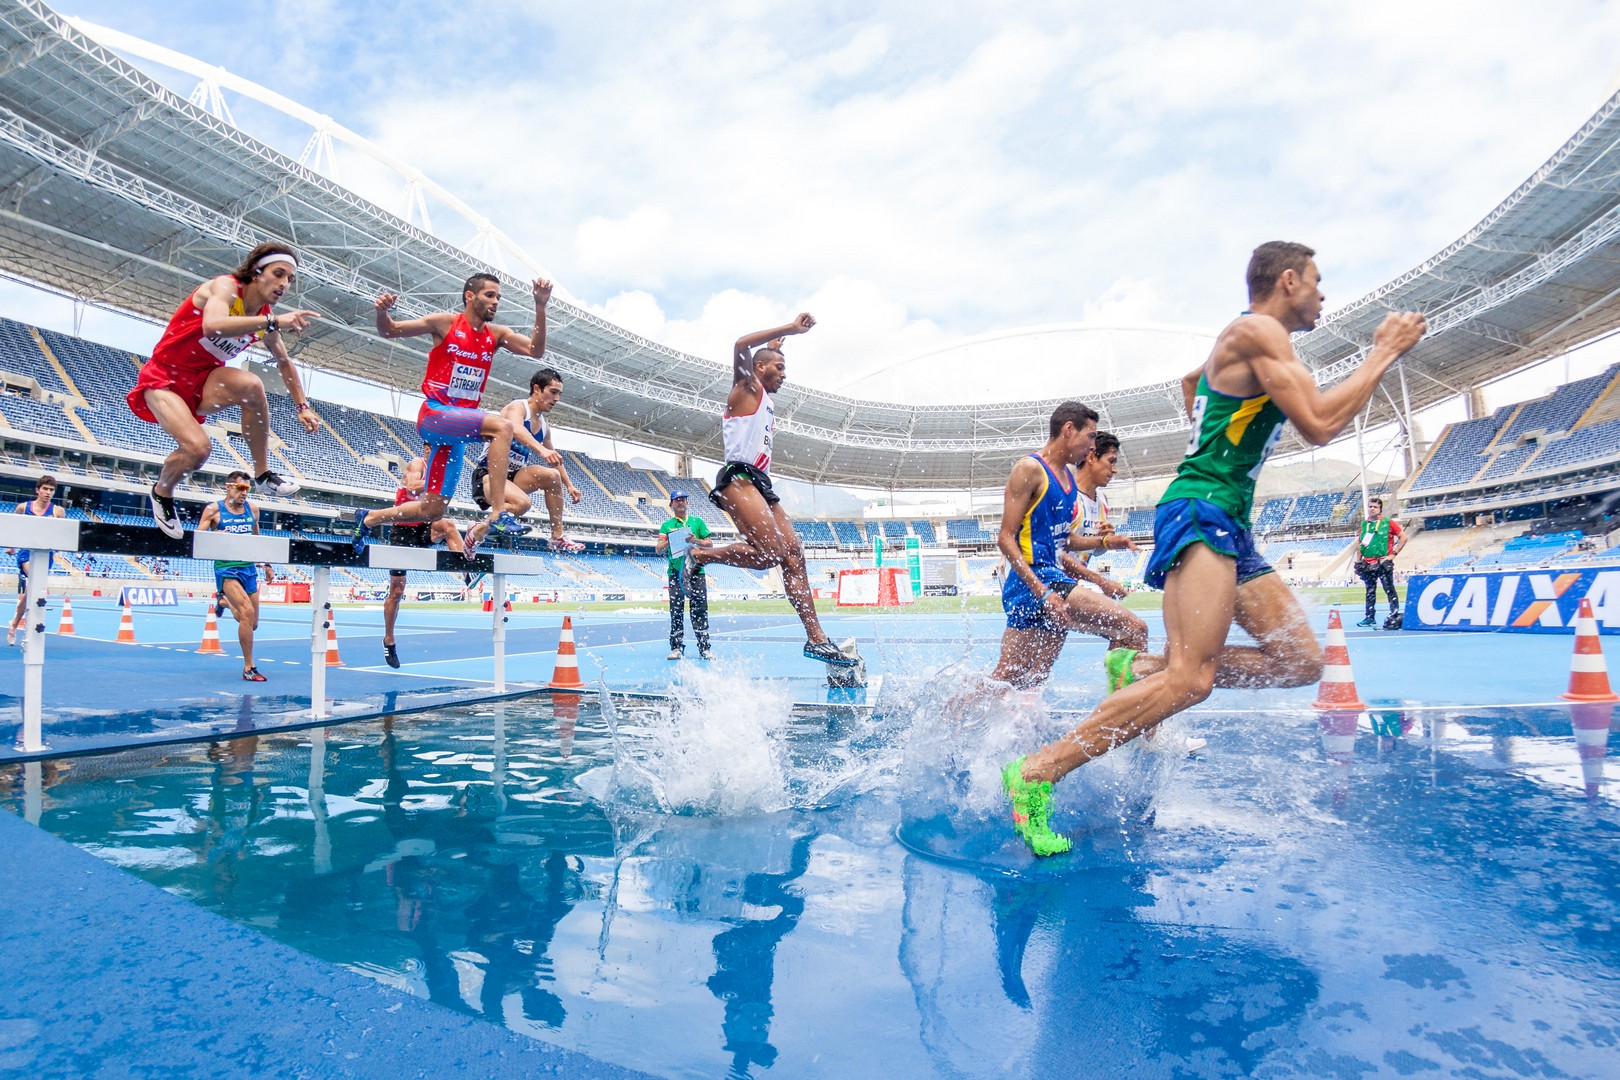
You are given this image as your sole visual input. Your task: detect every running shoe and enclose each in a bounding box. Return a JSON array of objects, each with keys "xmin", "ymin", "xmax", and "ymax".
[
  {"xmin": 215, "ymin": 598, "xmax": 226, "ymax": 619},
  {"xmin": 667, "ymin": 648, "xmax": 683, "ymax": 660},
  {"xmin": 1001, "ymin": 756, "xmax": 1070, "ymax": 857},
  {"xmin": 699, "ymin": 648, "xmax": 714, "ymax": 661},
  {"xmin": 1356, "ymin": 616, "xmax": 1376, "ymax": 628},
  {"xmin": 463, "ymin": 524, "xmax": 486, "ymax": 558},
  {"xmin": 150, "ymin": 484, "xmax": 183, "ymax": 539},
  {"xmin": 489, "ymin": 511, "xmax": 532, "ymax": 537},
  {"xmin": 384, "ymin": 642, "xmax": 400, "ymax": 669},
  {"xmin": 350, "ymin": 508, "xmax": 371, "ymax": 553},
  {"xmin": 255, "ymin": 470, "xmax": 300, "ymax": 497},
  {"xmin": 6, "ymin": 626, "xmax": 15, "ymax": 646},
  {"xmin": 549, "ymin": 536, "xmax": 585, "ymax": 554},
  {"xmin": 804, "ymin": 639, "xmax": 860, "ymax": 667},
  {"xmin": 242, "ymin": 666, "xmax": 267, "ymax": 683},
  {"xmin": 1104, "ymin": 647, "xmax": 1139, "ymax": 695}
]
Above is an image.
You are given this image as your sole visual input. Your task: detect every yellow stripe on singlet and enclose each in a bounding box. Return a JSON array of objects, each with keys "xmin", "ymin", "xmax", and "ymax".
[
  {"xmin": 1018, "ymin": 469, "xmax": 1048, "ymax": 564},
  {"xmin": 1225, "ymin": 394, "xmax": 1271, "ymax": 446}
]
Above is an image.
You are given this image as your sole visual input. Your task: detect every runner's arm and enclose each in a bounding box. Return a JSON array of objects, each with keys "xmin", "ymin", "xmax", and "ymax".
[
  {"xmin": 373, "ymin": 293, "xmax": 452, "ymax": 341},
  {"xmin": 197, "ymin": 503, "xmax": 219, "ymax": 532},
  {"xmin": 503, "ymin": 399, "xmax": 554, "ymax": 462},
  {"xmin": 1181, "ymin": 365, "xmax": 1203, "ymax": 418},
  {"xmin": 494, "ymin": 279, "xmax": 553, "ymax": 358},
  {"xmin": 1249, "ymin": 313, "xmax": 1426, "ymax": 445},
  {"xmin": 262, "ymin": 331, "xmax": 319, "ymax": 431},
  {"xmin": 997, "ymin": 458, "xmax": 1059, "ymax": 600}
]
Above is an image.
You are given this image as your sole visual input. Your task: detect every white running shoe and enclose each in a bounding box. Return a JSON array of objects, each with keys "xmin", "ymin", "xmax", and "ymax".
[
  {"xmin": 150, "ymin": 485, "xmax": 183, "ymax": 538},
  {"xmin": 255, "ymin": 470, "xmax": 300, "ymax": 497}
]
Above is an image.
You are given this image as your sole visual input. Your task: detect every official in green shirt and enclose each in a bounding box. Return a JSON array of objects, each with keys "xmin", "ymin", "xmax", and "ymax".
[
  {"xmin": 1354, "ymin": 496, "xmax": 1405, "ymax": 628},
  {"xmin": 656, "ymin": 491, "xmax": 713, "ymax": 660}
]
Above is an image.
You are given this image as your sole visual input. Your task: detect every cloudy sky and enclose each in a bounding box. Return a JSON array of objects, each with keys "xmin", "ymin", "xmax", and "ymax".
[{"xmin": 6, "ymin": 0, "xmax": 1620, "ymax": 480}]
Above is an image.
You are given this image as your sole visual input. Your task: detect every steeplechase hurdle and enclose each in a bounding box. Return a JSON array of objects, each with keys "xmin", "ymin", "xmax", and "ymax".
[{"xmin": 0, "ymin": 515, "xmax": 549, "ymax": 752}]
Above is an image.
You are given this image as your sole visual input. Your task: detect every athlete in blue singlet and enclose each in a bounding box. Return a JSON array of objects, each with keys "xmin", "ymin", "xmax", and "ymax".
[
  {"xmin": 470, "ymin": 368, "xmax": 584, "ymax": 552},
  {"xmin": 198, "ymin": 471, "xmax": 267, "ymax": 681},
  {"xmin": 987, "ymin": 402, "xmax": 1102, "ymax": 689},
  {"xmin": 8, "ymin": 475, "xmax": 65, "ymax": 646}
]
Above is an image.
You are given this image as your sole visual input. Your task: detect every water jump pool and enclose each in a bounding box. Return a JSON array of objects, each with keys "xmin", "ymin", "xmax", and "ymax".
[{"xmin": 2, "ymin": 610, "xmax": 1617, "ymax": 1077}]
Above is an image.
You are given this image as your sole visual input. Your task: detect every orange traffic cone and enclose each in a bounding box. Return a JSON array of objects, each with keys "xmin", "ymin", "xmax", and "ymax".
[
  {"xmin": 197, "ymin": 604, "xmax": 225, "ymax": 654},
  {"xmin": 1561, "ymin": 597, "xmax": 1618, "ymax": 702},
  {"xmin": 116, "ymin": 597, "xmax": 137, "ymax": 644},
  {"xmin": 324, "ymin": 609, "xmax": 344, "ymax": 667},
  {"xmin": 482, "ymin": 590, "xmax": 494, "ymax": 613},
  {"xmin": 548, "ymin": 615, "xmax": 585, "ymax": 690},
  {"xmin": 1313, "ymin": 608, "xmax": 1367, "ymax": 710},
  {"xmin": 56, "ymin": 595, "xmax": 75, "ymax": 635},
  {"xmin": 553, "ymin": 691, "xmax": 580, "ymax": 759}
]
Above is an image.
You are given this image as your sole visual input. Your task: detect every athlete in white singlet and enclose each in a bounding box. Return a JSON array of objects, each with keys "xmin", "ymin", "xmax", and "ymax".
[{"xmin": 684, "ymin": 313, "xmax": 857, "ymax": 667}]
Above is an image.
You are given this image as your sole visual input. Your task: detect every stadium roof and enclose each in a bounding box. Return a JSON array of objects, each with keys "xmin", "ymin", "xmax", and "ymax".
[{"xmin": 3, "ymin": 0, "xmax": 1620, "ymax": 489}]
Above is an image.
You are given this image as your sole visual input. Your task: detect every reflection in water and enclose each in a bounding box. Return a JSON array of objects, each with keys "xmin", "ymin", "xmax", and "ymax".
[{"xmin": 2, "ymin": 697, "xmax": 1618, "ymax": 1077}]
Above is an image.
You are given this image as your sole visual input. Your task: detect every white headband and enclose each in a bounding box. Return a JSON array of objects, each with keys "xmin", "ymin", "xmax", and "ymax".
[{"xmin": 253, "ymin": 252, "xmax": 298, "ymax": 272}]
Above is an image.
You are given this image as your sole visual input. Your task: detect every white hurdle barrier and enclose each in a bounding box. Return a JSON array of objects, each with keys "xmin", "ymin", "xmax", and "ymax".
[{"xmin": 1, "ymin": 515, "xmax": 540, "ymax": 750}]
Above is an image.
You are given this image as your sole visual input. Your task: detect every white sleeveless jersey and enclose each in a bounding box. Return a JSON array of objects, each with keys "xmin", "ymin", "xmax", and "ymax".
[
  {"xmin": 1073, "ymin": 487, "xmax": 1109, "ymax": 565},
  {"xmin": 722, "ymin": 388, "xmax": 775, "ymax": 472},
  {"xmin": 479, "ymin": 399, "xmax": 548, "ymax": 469}
]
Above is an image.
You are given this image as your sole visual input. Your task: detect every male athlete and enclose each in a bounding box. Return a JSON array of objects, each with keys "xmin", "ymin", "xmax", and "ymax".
[
  {"xmin": 988, "ymin": 406, "xmax": 1147, "ymax": 690},
  {"xmin": 382, "ymin": 456, "xmax": 464, "ymax": 669},
  {"xmin": 131, "ymin": 242, "xmax": 319, "ymax": 538},
  {"xmin": 198, "ymin": 471, "xmax": 268, "ymax": 682},
  {"xmin": 683, "ymin": 313, "xmax": 858, "ymax": 667},
  {"xmin": 469, "ymin": 367, "xmax": 585, "ymax": 553},
  {"xmin": 7, "ymin": 475, "xmax": 65, "ymax": 646},
  {"xmin": 1003, "ymin": 241, "xmax": 1427, "ymax": 856},
  {"xmin": 352, "ymin": 275, "xmax": 553, "ymax": 555}
]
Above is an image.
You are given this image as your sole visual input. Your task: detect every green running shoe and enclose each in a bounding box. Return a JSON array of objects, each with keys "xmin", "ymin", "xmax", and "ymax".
[
  {"xmin": 1001, "ymin": 756, "xmax": 1071, "ymax": 857},
  {"xmin": 1104, "ymin": 647, "xmax": 1139, "ymax": 695}
]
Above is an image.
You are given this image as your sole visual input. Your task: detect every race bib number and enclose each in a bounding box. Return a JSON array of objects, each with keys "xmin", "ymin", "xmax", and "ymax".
[
  {"xmin": 447, "ymin": 361, "xmax": 486, "ymax": 401},
  {"xmin": 200, "ymin": 330, "xmax": 258, "ymax": 363}
]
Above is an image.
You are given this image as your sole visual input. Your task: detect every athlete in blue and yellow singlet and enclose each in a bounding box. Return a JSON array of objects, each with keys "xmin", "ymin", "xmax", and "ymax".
[
  {"xmin": 1001, "ymin": 453, "xmax": 1082, "ymax": 629},
  {"xmin": 199, "ymin": 471, "xmax": 268, "ymax": 682}
]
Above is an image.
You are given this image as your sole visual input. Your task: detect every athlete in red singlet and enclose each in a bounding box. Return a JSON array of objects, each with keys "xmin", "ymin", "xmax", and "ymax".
[
  {"xmin": 351, "ymin": 274, "xmax": 553, "ymax": 555},
  {"xmin": 130, "ymin": 241, "xmax": 321, "ymax": 538}
]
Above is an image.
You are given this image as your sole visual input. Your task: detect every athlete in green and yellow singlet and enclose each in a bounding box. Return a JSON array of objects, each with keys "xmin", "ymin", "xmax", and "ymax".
[{"xmin": 1001, "ymin": 241, "xmax": 1429, "ymax": 857}]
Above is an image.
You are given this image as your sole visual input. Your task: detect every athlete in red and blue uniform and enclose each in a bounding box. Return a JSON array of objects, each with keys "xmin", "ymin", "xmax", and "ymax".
[{"xmin": 351, "ymin": 274, "xmax": 553, "ymax": 554}]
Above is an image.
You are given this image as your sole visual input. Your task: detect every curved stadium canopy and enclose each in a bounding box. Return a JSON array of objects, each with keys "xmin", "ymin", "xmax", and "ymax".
[{"xmin": 3, "ymin": 0, "xmax": 1620, "ymax": 489}]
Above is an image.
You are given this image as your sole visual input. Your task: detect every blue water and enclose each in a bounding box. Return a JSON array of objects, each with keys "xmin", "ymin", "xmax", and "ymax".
[{"xmin": 5, "ymin": 664, "xmax": 1617, "ymax": 1078}]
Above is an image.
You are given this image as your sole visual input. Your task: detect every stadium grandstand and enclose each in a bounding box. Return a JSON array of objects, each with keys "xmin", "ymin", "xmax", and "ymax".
[{"xmin": 1, "ymin": 1, "xmax": 1619, "ymax": 600}]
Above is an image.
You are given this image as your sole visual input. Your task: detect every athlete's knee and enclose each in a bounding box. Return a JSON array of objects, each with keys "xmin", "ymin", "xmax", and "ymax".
[
  {"xmin": 486, "ymin": 415, "xmax": 514, "ymax": 442},
  {"xmin": 174, "ymin": 430, "xmax": 212, "ymax": 464},
  {"xmin": 1164, "ymin": 659, "xmax": 1217, "ymax": 706},
  {"xmin": 1117, "ymin": 611, "xmax": 1149, "ymax": 651}
]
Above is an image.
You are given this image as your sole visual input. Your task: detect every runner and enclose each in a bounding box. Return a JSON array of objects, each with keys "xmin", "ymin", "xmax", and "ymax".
[
  {"xmin": 469, "ymin": 367, "xmax": 585, "ymax": 553},
  {"xmin": 683, "ymin": 313, "xmax": 858, "ymax": 667},
  {"xmin": 382, "ymin": 456, "xmax": 464, "ymax": 669},
  {"xmin": 130, "ymin": 242, "xmax": 319, "ymax": 538},
  {"xmin": 197, "ymin": 471, "xmax": 268, "ymax": 682},
  {"xmin": 1002, "ymin": 241, "xmax": 1427, "ymax": 856},
  {"xmin": 7, "ymin": 475, "xmax": 65, "ymax": 646},
  {"xmin": 352, "ymin": 275, "xmax": 554, "ymax": 555}
]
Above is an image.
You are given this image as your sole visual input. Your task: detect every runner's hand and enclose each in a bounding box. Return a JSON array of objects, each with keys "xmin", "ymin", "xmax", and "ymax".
[
  {"xmin": 298, "ymin": 406, "xmax": 320, "ymax": 433},
  {"xmin": 533, "ymin": 278, "xmax": 553, "ymax": 306},
  {"xmin": 540, "ymin": 447, "xmax": 562, "ymax": 466},
  {"xmin": 275, "ymin": 309, "xmax": 319, "ymax": 334},
  {"xmin": 567, "ymin": 485, "xmax": 582, "ymax": 503},
  {"xmin": 1102, "ymin": 579, "xmax": 1128, "ymax": 600},
  {"xmin": 1041, "ymin": 589, "xmax": 1068, "ymax": 624},
  {"xmin": 790, "ymin": 312, "xmax": 815, "ymax": 334},
  {"xmin": 375, "ymin": 293, "xmax": 398, "ymax": 312},
  {"xmin": 1373, "ymin": 311, "xmax": 1427, "ymax": 357},
  {"xmin": 1105, "ymin": 533, "xmax": 1138, "ymax": 552}
]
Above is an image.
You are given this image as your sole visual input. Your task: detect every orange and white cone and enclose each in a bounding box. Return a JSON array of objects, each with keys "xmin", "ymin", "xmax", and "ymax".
[
  {"xmin": 1561, "ymin": 597, "xmax": 1618, "ymax": 703},
  {"xmin": 197, "ymin": 605, "xmax": 225, "ymax": 654},
  {"xmin": 1313, "ymin": 608, "xmax": 1367, "ymax": 710},
  {"xmin": 324, "ymin": 610, "xmax": 344, "ymax": 667},
  {"xmin": 553, "ymin": 692, "xmax": 580, "ymax": 759},
  {"xmin": 116, "ymin": 597, "xmax": 137, "ymax": 644},
  {"xmin": 548, "ymin": 615, "xmax": 585, "ymax": 690},
  {"xmin": 482, "ymin": 590, "xmax": 494, "ymax": 613},
  {"xmin": 56, "ymin": 595, "xmax": 75, "ymax": 635}
]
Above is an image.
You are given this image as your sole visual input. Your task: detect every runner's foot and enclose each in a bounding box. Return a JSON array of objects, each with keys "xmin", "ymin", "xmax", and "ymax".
[
  {"xmin": 150, "ymin": 484, "xmax": 183, "ymax": 539},
  {"xmin": 803, "ymin": 639, "xmax": 860, "ymax": 667},
  {"xmin": 350, "ymin": 508, "xmax": 371, "ymax": 553},
  {"xmin": 549, "ymin": 536, "xmax": 585, "ymax": 554},
  {"xmin": 699, "ymin": 648, "xmax": 714, "ymax": 661},
  {"xmin": 667, "ymin": 647, "xmax": 683, "ymax": 660},
  {"xmin": 1104, "ymin": 647, "xmax": 1138, "ymax": 695},
  {"xmin": 242, "ymin": 666, "xmax": 267, "ymax": 682},
  {"xmin": 383, "ymin": 642, "xmax": 400, "ymax": 669},
  {"xmin": 255, "ymin": 470, "xmax": 300, "ymax": 497},
  {"xmin": 489, "ymin": 511, "xmax": 532, "ymax": 536},
  {"xmin": 1002, "ymin": 756, "xmax": 1070, "ymax": 857}
]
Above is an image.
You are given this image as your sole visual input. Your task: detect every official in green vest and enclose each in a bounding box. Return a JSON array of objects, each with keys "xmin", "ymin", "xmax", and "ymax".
[
  {"xmin": 1354, "ymin": 496, "xmax": 1405, "ymax": 628},
  {"xmin": 657, "ymin": 491, "xmax": 713, "ymax": 660}
]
